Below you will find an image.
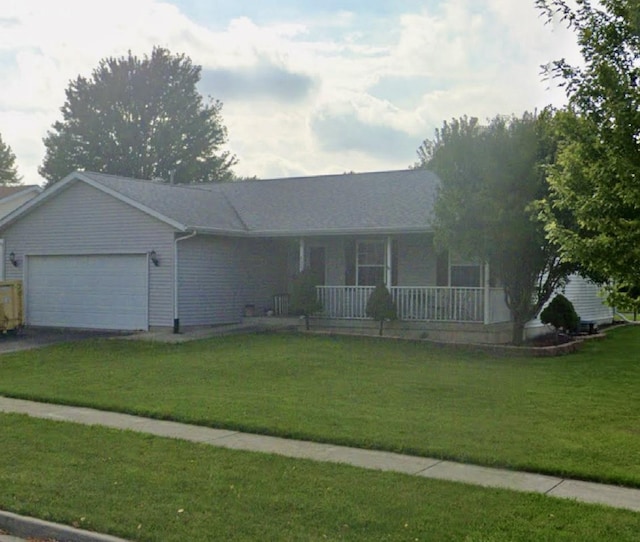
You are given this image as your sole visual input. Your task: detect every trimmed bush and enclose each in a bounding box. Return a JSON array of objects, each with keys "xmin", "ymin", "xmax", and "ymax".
[
  {"xmin": 366, "ymin": 283, "xmax": 397, "ymax": 336},
  {"xmin": 540, "ymin": 294, "xmax": 580, "ymax": 334},
  {"xmin": 289, "ymin": 268, "xmax": 323, "ymax": 330}
]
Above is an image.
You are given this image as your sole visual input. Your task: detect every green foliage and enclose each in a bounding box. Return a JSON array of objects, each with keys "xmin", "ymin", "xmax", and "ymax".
[
  {"xmin": 366, "ymin": 283, "xmax": 397, "ymax": 335},
  {"xmin": 417, "ymin": 112, "xmax": 576, "ymax": 344},
  {"xmin": 289, "ymin": 268, "xmax": 323, "ymax": 329},
  {"xmin": 537, "ymin": 0, "xmax": 640, "ymax": 287},
  {"xmin": 39, "ymin": 47, "xmax": 237, "ymax": 185},
  {"xmin": 606, "ymin": 283, "xmax": 640, "ymax": 316},
  {"xmin": 540, "ymin": 293, "xmax": 580, "ymax": 333},
  {"xmin": 0, "ymin": 132, "xmax": 21, "ymax": 185}
]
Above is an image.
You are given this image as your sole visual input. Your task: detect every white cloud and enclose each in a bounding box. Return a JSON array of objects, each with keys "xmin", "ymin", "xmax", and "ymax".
[{"xmin": 0, "ymin": 0, "xmax": 581, "ymax": 183}]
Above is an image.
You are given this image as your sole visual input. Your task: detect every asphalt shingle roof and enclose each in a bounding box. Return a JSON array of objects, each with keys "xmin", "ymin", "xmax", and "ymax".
[
  {"xmin": 208, "ymin": 169, "xmax": 439, "ymax": 234},
  {"xmin": 43, "ymin": 169, "xmax": 440, "ymax": 236},
  {"xmin": 81, "ymin": 172, "xmax": 247, "ymax": 233}
]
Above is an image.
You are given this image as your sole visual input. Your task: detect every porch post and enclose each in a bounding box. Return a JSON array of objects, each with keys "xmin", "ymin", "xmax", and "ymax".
[
  {"xmin": 298, "ymin": 237, "xmax": 305, "ymax": 272},
  {"xmin": 385, "ymin": 236, "xmax": 392, "ymax": 289},
  {"xmin": 483, "ymin": 261, "xmax": 490, "ymax": 325}
]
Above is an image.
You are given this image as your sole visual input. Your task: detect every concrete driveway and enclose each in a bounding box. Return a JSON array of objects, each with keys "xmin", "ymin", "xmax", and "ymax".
[{"xmin": 0, "ymin": 327, "xmax": 127, "ymax": 354}]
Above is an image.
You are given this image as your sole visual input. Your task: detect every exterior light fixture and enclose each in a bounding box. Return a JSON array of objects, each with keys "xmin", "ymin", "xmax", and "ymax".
[
  {"xmin": 149, "ymin": 250, "xmax": 159, "ymax": 267},
  {"xmin": 9, "ymin": 252, "xmax": 18, "ymax": 267}
]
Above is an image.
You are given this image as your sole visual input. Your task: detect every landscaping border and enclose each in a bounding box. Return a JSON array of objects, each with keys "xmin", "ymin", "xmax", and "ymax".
[{"xmin": 302, "ymin": 328, "xmax": 610, "ymax": 357}]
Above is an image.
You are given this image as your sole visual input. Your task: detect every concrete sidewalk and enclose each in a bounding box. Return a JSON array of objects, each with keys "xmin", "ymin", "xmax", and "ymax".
[
  {"xmin": 2, "ymin": 396, "xmax": 640, "ymax": 540},
  {"xmin": 3, "ymin": 396, "xmax": 640, "ymax": 511}
]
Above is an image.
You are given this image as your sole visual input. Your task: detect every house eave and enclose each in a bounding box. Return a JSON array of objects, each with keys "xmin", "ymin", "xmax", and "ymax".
[{"xmin": 190, "ymin": 226, "xmax": 434, "ymax": 238}]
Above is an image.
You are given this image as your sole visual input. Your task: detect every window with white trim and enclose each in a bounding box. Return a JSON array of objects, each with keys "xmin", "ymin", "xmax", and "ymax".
[
  {"xmin": 449, "ymin": 252, "xmax": 482, "ymax": 287},
  {"xmin": 450, "ymin": 264, "xmax": 481, "ymax": 287},
  {"xmin": 356, "ymin": 240, "xmax": 385, "ymax": 286}
]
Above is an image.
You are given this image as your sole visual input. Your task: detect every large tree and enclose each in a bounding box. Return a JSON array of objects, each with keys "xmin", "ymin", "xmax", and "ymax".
[
  {"xmin": 0, "ymin": 133, "xmax": 21, "ymax": 185},
  {"xmin": 40, "ymin": 47, "xmax": 236, "ymax": 185},
  {"xmin": 536, "ymin": 0, "xmax": 640, "ymax": 289},
  {"xmin": 417, "ymin": 112, "xmax": 575, "ymax": 344}
]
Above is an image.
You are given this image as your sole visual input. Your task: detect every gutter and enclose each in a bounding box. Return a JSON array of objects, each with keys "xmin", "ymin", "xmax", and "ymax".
[{"xmin": 173, "ymin": 230, "xmax": 198, "ymax": 333}]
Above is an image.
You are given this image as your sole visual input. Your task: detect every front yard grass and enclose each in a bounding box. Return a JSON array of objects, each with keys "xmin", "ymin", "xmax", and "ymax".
[
  {"xmin": 0, "ymin": 325, "xmax": 639, "ymax": 486},
  {"xmin": 3, "ymin": 413, "xmax": 640, "ymax": 542}
]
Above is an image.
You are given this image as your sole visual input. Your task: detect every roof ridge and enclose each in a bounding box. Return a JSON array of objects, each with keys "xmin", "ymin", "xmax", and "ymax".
[
  {"xmin": 218, "ymin": 186, "xmax": 249, "ymax": 231},
  {"xmin": 85, "ymin": 171, "xmax": 226, "ymax": 193},
  {"xmin": 225, "ymin": 168, "xmax": 420, "ymax": 185}
]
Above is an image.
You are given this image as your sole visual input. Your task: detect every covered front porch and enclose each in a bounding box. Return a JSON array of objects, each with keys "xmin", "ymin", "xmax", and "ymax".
[{"xmin": 261, "ymin": 233, "xmax": 511, "ymax": 328}]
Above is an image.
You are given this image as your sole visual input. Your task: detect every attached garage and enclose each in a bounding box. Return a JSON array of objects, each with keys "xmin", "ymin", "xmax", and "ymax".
[{"xmin": 25, "ymin": 254, "xmax": 149, "ymax": 330}]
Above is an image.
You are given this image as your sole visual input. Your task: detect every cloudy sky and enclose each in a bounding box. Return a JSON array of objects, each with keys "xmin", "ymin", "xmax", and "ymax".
[{"xmin": 0, "ymin": 0, "xmax": 580, "ymax": 184}]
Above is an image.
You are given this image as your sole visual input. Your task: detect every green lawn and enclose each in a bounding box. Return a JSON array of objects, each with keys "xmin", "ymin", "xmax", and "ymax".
[
  {"xmin": 3, "ymin": 413, "xmax": 640, "ymax": 542},
  {"xmin": 0, "ymin": 325, "xmax": 639, "ymax": 485}
]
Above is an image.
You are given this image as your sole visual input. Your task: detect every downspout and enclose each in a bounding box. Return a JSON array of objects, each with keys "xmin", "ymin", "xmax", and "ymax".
[
  {"xmin": 298, "ymin": 237, "xmax": 305, "ymax": 272},
  {"xmin": 174, "ymin": 230, "xmax": 198, "ymax": 333}
]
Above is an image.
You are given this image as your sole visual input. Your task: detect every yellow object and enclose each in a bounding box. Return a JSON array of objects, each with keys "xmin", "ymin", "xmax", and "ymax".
[{"xmin": 0, "ymin": 280, "xmax": 24, "ymax": 333}]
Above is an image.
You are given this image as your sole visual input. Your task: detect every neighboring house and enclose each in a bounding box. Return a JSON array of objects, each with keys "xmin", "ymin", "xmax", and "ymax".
[
  {"xmin": 0, "ymin": 185, "xmax": 41, "ymax": 218},
  {"xmin": 0, "ymin": 170, "xmax": 612, "ymax": 342},
  {"xmin": 0, "ymin": 185, "xmax": 42, "ymax": 281},
  {"xmin": 526, "ymin": 274, "xmax": 613, "ymax": 337}
]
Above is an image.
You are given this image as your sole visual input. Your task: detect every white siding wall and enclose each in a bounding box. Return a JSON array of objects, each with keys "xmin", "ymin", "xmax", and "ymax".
[
  {"xmin": 1, "ymin": 181, "xmax": 176, "ymax": 327},
  {"xmin": 526, "ymin": 274, "xmax": 613, "ymax": 335},
  {"xmin": 563, "ymin": 275, "xmax": 613, "ymax": 323}
]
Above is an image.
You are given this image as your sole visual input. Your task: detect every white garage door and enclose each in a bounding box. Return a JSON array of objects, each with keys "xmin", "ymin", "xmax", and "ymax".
[{"xmin": 26, "ymin": 254, "xmax": 148, "ymax": 330}]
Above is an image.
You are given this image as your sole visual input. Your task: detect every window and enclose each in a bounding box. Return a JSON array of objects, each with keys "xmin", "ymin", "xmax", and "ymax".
[
  {"xmin": 357, "ymin": 240, "xmax": 385, "ymax": 286},
  {"xmin": 450, "ymin": 265, "xmax": 481, "ymax": 287},
  {"xmin": 438, "ymin": 250, "xmax": 482, "ymax": 287}
]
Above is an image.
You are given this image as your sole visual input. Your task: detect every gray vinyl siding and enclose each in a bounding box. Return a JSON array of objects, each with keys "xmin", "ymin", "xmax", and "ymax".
[
  {"xmin": 177, "ymin": 236, "xmax": 288, "ymax": 325},
  {"xmin": 0, "ymin": 181, "xmax": 176, "ymax": 327},
  {"xmin": 177, "ymin": 235, "xmax": 242, "ymax": 325},
  {"xmin": 237, "ymin": 239, "xmax": 288, "ymax": 313}
]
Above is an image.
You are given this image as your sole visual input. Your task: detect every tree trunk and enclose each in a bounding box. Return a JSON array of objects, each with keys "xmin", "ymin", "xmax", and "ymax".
[
  {"xmin": 511, "ymin": 319, "xmax": 526, "ymax": 345},
  {"xmin": 305, "ymin": 314, "xmax": 310, "ymax": 331},
  {"xmin": 379, "ymin": 320, "xmax": 384, "ymax": 336}
]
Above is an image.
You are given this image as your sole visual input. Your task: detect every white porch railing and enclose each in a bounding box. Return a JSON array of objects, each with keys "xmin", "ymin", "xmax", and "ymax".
[{"xmin": 316, "ymin": 286, "xmax": 486, "ymax": 322}]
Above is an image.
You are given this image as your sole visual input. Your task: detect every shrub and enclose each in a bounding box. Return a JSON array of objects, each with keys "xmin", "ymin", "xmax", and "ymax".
[
  {"xmin": 540, "ymin": 294, "xmax": 579, "ymax": 335},
  {"xmin": 289, "ymin": 268, "xmax": 323, "ymax": 330},
  {"xmin": 366, "ymin": 283, "xmax": 397, "ymax": 336}
]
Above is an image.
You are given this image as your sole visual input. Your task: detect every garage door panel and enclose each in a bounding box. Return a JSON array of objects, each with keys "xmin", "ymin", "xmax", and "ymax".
[{"xmin": 26, "ymin": 255, "xmax": 148, "ymax": 330}]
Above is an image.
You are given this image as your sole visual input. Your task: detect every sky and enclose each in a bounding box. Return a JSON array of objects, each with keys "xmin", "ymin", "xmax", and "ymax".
[{"xmin": 0, "ymin": 0, "xmax": 581, "ymax": 185}]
